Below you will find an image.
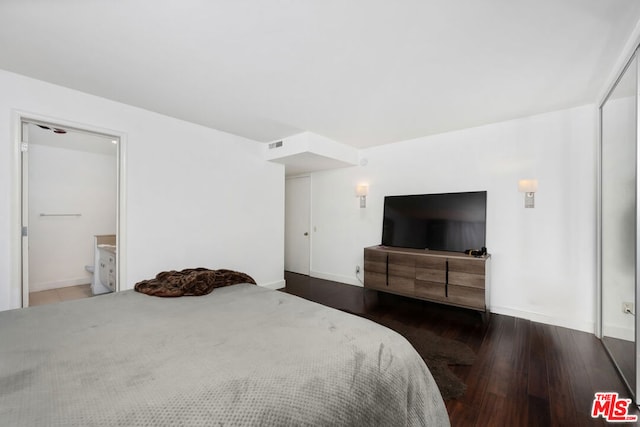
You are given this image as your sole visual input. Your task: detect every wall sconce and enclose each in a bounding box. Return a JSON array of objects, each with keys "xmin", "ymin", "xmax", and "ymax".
[
  {"xmin": 356, "ymin": 184, "xmax": 369, "ymax": 208},
  {"xmin": 518, "ymin": 179, "xmax": 538, "ymax": 208}
]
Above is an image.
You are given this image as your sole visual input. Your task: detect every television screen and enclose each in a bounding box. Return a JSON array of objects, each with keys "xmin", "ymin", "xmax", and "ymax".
[{"xmin": 381, "ymin": 191, "xmax": 487, "ymax": 252}]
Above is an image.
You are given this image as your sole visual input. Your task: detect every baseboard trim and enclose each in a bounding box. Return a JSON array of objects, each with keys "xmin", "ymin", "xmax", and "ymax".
[
  {"xmin": 259, "ymin": 279, "xmax": 286, "ymax": 290},
  {"xmin": 490, "ymin": 305, "xmax": 595, "ymax": 334},
  {"xmin": 310, "ymin": 270, "xmax": 363, "ymax": 287},
  {"xmin": 601, "ymin": 323, "xmax": 634, "ymax": 341}
]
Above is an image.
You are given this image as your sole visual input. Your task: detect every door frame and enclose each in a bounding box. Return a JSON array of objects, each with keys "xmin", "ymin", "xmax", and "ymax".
[{"xmin": 10, "ymin": 110, "xmax": 127, "ymax": 308}]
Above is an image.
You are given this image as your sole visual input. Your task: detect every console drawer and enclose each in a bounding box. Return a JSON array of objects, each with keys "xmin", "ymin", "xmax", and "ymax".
[
  {"xmin": 364, "ymin": 271, "xmax": 386, "ymax": 289},
  {"xmin": 448, "ymin": 284, "xmax": 485, "ymax": 309},
  {"xmin": 448, "ymin": 271, "xmax": 485, "ymax": 289},
  {"xmin": 415, "ymin": 280, "xmax": 445, "ymax": 300}
]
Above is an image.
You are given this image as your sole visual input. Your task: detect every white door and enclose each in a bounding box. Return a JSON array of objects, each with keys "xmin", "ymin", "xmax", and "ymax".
[{"xmin": 285, "ymin": 176, "xmax": 310, "ymax": 275}]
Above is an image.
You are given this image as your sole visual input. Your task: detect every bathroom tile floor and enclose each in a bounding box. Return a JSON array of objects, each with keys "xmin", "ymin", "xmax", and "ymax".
[{"xmin": 29, "ymin": 284, "xmax": 92, "ymax": 306}]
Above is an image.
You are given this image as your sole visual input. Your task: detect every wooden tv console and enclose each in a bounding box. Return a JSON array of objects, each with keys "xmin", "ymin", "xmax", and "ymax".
[{"xmin": 364, "ymin": 246, "xmax": 490, "ymax": 312}]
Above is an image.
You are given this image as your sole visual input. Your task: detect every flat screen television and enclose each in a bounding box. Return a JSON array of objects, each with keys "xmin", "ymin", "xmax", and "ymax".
[{"xmin": 381, "ymin": 191, "xmax": 487, "ymax": 252}]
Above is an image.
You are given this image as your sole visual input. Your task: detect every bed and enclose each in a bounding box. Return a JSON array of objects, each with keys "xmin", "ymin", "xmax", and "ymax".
[{"xmin": 0, "ymin": 283, "xmax": 450, "ymax": 426}]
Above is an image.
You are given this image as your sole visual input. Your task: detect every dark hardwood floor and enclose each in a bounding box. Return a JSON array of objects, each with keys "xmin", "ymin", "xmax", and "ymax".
[{"xmin": 282, "ymin": 272, "xmax": 639, "ymax": 427}]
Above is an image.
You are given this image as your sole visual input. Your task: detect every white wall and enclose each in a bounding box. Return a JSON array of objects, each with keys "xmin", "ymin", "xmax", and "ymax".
[
  {"xmin": 309, "ymin": 105, "xmax": 597, "ymax": 333},
  {"xmin": 28, "ymin": 143, "xmax": 117, "ymax": 291},
  {"xmin": 0, "ymin": 69, "xmax": 285, "ymax": 311}
]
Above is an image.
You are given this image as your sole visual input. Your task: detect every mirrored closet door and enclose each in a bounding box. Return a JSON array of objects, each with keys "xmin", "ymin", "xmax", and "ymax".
[{"xmin": 600, "ymin": 49, "xmax": 639, "ymax": 402}]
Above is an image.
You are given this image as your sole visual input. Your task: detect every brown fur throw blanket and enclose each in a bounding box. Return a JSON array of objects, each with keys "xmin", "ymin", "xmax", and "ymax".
[{"xmin": 134, "ymin": 268, "xmax": 256, "ymax": 297}]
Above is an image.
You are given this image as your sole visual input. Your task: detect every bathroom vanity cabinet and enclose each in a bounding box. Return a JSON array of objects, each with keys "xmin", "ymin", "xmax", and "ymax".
[
  {"xmin": 91, "ymin": 235, "xmax": 116, "ymax": 295},
  {"xmin": 98, "ymin": 246, "xmax": 116, "ymax": 292}
]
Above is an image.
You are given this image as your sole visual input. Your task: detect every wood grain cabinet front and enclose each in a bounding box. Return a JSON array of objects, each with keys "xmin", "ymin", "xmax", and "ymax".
[
  {"xmin": 387, "ymin": 253, "xmax": 416, "ymax": 294},
  {"xmin": 364, "ymin": 246, "xmax": 489, "ymax": 312},
  {"xmin": 447, "ymin": 258, "xmax": 486, "ymax": 310},
  {"xmin": 415, "ymin": 256, "xmax": 447, "ymax": 301},
  {"xmin": 363, "ymin": 249, "xmax": 387, "ymax": 290}
]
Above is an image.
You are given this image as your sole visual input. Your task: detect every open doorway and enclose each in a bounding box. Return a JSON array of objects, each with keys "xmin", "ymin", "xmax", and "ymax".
[{"xmin": 20, "ymin": 118, "xmax": 122, "ymax": 307}]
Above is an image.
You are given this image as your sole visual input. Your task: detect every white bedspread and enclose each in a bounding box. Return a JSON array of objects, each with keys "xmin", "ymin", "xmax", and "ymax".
[{"xmin": 0, "ymin": 284, "xmax": 449, "ymax": 426}]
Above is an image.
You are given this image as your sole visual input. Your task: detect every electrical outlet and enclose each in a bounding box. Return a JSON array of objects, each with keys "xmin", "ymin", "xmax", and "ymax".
[
  {"xmin": 355, "ymin": 265, "xmax": 360, "ymax": 274},
  {"xmin": 623, "ymin": 302, "xmax": 634, "ymax": 314}
]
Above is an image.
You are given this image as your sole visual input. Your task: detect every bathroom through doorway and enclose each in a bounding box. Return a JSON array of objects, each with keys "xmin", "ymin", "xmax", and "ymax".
[{"xmin": 19, "ymin": 117, "xmax": 123, "ymax": 307}]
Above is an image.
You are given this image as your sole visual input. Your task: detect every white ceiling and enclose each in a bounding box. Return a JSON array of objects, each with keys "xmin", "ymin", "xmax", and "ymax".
[{"xmin": 1, "ymin": 1, "xmax": 640, "ymax": 148}]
